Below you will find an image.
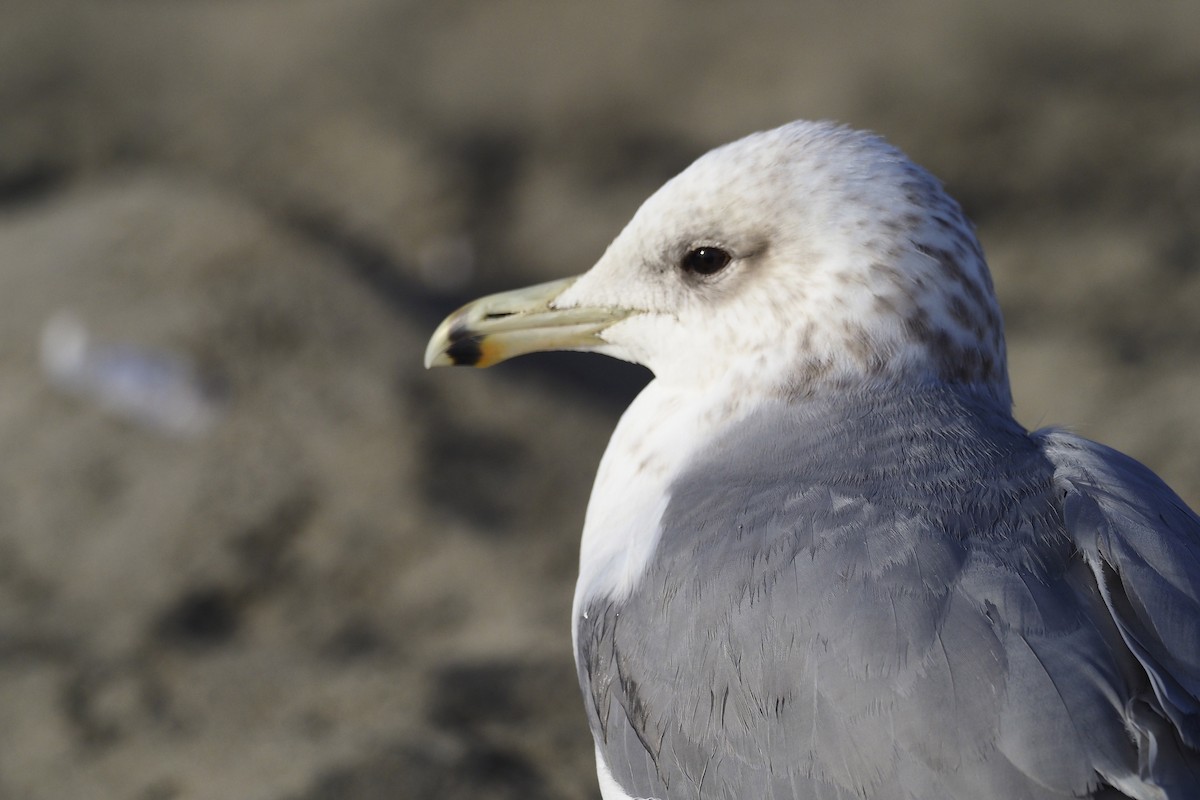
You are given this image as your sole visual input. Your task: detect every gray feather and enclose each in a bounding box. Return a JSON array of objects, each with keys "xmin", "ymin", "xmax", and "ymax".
[
  {"xmin": 576, "ymin": 385, "xmax": 1200, "ymax": 799},
  {"xmin": 1039, "ymin": 429, "xmax": 1200, "ymax": 789}
]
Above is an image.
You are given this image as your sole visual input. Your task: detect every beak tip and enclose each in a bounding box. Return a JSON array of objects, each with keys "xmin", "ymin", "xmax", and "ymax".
[
  {"xmin": 423, "ymin": 336, "xmax": 451, "ymax": 369},
  {"xmin": 424, "ymin": 331, "xmax": 484, "ymax": 369},
  {"xmin": 424, "ymin": 313, "xmax": 467, "ymax": 369}
]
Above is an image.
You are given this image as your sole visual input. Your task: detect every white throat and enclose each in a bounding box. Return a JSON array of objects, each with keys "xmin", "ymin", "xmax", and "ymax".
[{"xmin": 571, "ymin": 370, "xmax": 758, "ymax": 647}]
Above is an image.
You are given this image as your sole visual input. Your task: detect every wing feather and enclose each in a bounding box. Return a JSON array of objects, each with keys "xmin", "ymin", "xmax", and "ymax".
[{"xmin": 1039, "ymin": 429, "xmax": 1200, "ymax": 765}]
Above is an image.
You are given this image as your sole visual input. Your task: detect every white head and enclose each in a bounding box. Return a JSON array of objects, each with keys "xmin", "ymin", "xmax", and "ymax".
[{"xmin": 428, "ymin": 120, "xmax": 1010, "ymax": 407}]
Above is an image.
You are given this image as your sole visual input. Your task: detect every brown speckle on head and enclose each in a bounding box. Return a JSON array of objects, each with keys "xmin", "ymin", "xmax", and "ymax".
[
  {"xmin": 931, "ymin": 213, "xmax": 957, "ymax": 233},
  {"xmin": 873, "ymin": 294, "xmax": 900, "ymax": 317},
  {"xmin": 791, "ymin": 320, "xmax": 815, "ymax": 355},
  {"xmin": 869, "ymin": 261, "xmax": 903, "ymax": 285},
  {"xmin": 980, "ymin": 351, "xmax": 996, "ymax": 382},
  {"xmin": 956, "ymin": 260, "xmax": 988, "ymax": 302},
  {"xmin": 916, "ymin": 244, "xmax": 962, "ymax": 285},
  {"xmin": 947, "ymin": 293, "xmax": 985, "ymax": 339},
  {"xmin": 901, "ymin": 305, "xmax": 934, "ymax": 341},
  {"xmin": 843, "ymin": 327, "xmax": 875, "ymax": 366},
  {"xmin": 790, "ymin": 356, "xmax": 835, "ymax": 392}
]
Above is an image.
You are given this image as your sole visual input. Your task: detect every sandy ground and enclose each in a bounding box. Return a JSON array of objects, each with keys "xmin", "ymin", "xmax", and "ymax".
[{"xmin": 0, "ymin": 2, "xmax": 1197, "ymax": 798}]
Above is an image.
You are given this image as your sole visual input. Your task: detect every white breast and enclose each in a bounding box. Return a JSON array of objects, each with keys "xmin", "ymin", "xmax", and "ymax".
[{"xmin": 570, "ymin": 374, "xmax": 754, "ymax": 647}]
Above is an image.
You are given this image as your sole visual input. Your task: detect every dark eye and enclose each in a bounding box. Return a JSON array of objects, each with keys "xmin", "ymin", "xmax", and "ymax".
[{"xmin": 680, "ymin": 246, "xmax": 732, "ymax": 276}]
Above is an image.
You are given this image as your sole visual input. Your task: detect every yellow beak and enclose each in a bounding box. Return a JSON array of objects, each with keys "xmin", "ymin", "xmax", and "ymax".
[{"xmin": 424, "ymin": 277, "xmax": 632, "ymax": 368}]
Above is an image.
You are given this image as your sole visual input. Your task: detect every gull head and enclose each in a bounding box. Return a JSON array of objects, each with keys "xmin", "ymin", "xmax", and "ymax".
[{"xmin": 426, "ymin": 120, "xmax": 1010, "ymax": 407}]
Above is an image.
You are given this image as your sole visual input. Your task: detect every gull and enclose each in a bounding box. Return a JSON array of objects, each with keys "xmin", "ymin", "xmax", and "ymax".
[{"xmin": 424, "ymin": 120, "xmax": 1200, "ymax": 799}]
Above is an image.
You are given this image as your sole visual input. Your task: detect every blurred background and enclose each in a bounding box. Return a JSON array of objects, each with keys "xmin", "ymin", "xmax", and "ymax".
[{"xmin": 0, "ymin": 2, "xmax": 1197, "ymax": 798}]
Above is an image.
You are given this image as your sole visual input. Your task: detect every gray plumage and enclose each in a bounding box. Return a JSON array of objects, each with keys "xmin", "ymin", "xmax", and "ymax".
[{"xmin": 578, "ymin": 385, "xmax": 1200, "ymax": 798}]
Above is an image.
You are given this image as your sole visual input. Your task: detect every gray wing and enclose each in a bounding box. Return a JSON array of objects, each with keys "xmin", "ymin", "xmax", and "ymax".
[
  {"xmin": 577, "ymin": 388, "xmax": 1199, "ymax": 800},
  {"xmin": 1039, "ymin": 428, "xmax": 1200, "ymax": 788}
]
